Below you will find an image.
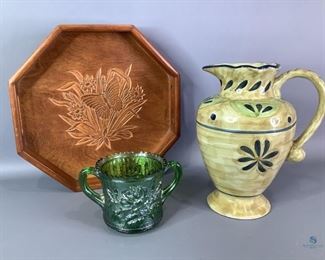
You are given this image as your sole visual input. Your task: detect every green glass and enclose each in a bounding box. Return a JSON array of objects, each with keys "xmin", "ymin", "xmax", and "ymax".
[{"xmin": 79, "ymin": 152, "xmax": 182, "ymax": 233}]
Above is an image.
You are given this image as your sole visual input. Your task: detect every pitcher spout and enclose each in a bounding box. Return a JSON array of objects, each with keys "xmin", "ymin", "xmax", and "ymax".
[{"xmin": 202, "ymin": 63, "xmax": 280, "ymax": 100}]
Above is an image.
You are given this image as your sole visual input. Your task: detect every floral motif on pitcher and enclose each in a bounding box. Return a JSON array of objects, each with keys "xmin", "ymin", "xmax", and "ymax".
[{"xmin": 238, "ymin": 140, "xmax": 279, "ymax": 173}]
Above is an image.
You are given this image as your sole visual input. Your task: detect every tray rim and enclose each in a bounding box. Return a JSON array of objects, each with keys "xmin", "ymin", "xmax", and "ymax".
[{"xmin": 9, "ymin": 24, "xmax": 180, "ymax": 191}]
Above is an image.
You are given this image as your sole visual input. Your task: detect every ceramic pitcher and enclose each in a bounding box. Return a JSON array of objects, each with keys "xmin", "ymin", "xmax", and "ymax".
[{"xmin": 196, "ymin": 63, "xmax": 325, "ymax": 219}]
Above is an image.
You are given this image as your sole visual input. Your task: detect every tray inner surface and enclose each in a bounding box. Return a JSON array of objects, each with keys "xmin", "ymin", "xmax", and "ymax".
[{"xmin": 17, "ymin": 31, "xmax": 175, "ymax": 180}]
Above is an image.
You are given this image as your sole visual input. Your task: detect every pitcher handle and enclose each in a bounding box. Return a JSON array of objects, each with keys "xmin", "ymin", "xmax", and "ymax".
[
  {"xmin": 79, "ymin": 167, "xmax": 105, "ymax": 208},
  {"xmin": 162, "ymin": 161, "xmax": 182, "ymax": 203},
  {"xmin": 273, "ymin": 69, "xmax": 325, "ymax": 162}
]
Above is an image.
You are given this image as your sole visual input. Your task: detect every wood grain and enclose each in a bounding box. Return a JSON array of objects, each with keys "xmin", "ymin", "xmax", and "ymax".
[{"xmin": 9, "ymin": 24, "xmax": 180, "ymax": 191}]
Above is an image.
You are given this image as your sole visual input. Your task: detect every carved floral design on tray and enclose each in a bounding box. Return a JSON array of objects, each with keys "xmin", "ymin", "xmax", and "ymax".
[{"xmin": 49, "ymin": 65, "xmax": 147, "ymax": 150}]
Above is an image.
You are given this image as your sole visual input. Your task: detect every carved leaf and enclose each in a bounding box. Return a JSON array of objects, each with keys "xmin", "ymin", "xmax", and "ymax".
[
  {"xmin": 58, "ymin": 115, "xmax": 77, "ymax": 127},
  {"xmin": 49, "ymin": 98, "xmax": 69, "ymax": 107},
  {"xmin": 113, "ymin": 129, "xmax": 133, "ymax": 139},
  {"xmin": 58, "ymin": 82, "xmax": 80, "ymax": 93},
  {"xmin": 95, "ymin": 68, "xmax": 102, "ymax": 85},
  {"xmin": 66, "ymin": 130, "xmax": 88, "ymax": 139},
  {"xmin": 68, "ymin": 70, "xmax": 84, "ymax": 83},
  {"xmin": 62, "ymin": 92, "xmax": 81, "ymax": 104},
  {"xmin": 75, "ymin": 137, "xmax": 94, "ymax": 146},
  {"xmin": 125, "ymin": 64, "xmax": 132, "ymax": 76},
  {"xmin": 84, "ymin": 106, "xmax": 101, "ymax": 131}
]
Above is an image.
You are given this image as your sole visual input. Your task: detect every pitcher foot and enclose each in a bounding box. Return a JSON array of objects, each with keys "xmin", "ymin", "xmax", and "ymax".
[{"xmin": 207, "ymin": 190, "xmax": 271, "ymax": 220}]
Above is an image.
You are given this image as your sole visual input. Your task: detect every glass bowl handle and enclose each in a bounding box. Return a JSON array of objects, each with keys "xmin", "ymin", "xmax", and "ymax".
[
  {"xmin": 162, "ymin": 161, "xmax": 182, "ymax": 203},
  {"xmin": 79, "ymin": 167, "xmax": 105, "ymax": 208}
]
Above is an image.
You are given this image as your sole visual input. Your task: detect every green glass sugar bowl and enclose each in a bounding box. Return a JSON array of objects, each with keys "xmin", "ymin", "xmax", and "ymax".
[{"xmin": 79, "ymin": 152, "xmax": 182, "ymax": 233}]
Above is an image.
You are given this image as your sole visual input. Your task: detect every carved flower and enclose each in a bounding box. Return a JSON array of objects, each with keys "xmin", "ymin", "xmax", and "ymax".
[
  {"xmin": 61, "ymin": 92, "xmax": 85, "ymax": 121},
  {"xmin": 238, "ymin": 140, "xmax": 278, "ymax": 173},
  {"xmin": 80, "ymin": 75, "xmax": 96, "ymax": 93},
  {"xmin": 67, "ymin": 102, "xmax": 84, "ymax": 121},
  {"xmin": 133, "ymin": 85, "xmax": 145, "ymax": 100}
]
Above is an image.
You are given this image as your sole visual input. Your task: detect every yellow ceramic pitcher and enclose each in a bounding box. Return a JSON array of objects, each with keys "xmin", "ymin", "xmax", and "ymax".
[{"xmin": 196, "ymin": 63, "xmax": 325, "ymax": 219}]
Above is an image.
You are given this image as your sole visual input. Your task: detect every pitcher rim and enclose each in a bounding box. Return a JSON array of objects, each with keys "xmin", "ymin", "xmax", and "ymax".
[{"xmin": 202, "ymin": 63, "xmax": 280, "ymax": 70}]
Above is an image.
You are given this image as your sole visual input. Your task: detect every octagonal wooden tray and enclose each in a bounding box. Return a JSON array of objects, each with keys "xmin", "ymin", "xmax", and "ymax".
[{"xmin": 9, "ymin": 24, "xmax": 180, "ymax": 191}]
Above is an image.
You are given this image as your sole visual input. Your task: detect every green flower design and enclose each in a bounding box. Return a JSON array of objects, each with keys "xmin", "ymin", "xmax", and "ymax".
[
  {"xmin": 238, "ymin": 140, "xmax": 278, "ymax": 173},
  {"xmin": 244, "ymin": 103, "xmax": 273, "ymax": 116}
]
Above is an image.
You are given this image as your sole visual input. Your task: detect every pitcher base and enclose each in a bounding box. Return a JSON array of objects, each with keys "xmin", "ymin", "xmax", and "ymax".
[{"xmin": 207, "ymin": 190, "xmax": 271, "ymax": 220}]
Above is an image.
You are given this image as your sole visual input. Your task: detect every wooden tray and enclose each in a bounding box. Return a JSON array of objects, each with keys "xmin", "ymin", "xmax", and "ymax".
[{"xmin": 9, "ymin": 24, "xmax": 180, "ymax": 191}]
